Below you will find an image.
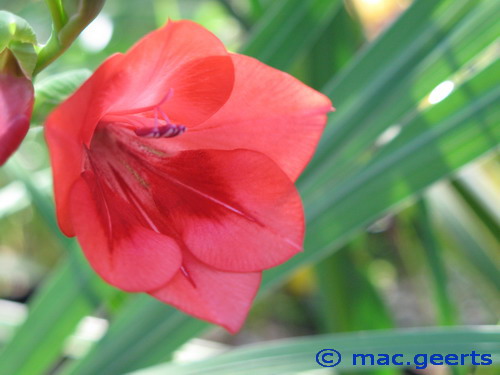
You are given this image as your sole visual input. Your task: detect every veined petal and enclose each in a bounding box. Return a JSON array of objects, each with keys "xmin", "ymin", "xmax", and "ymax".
[
  {"xmin": 105, "ymin": 20, "xmax": 234, "ymax": 126},
  {"xmin": 160, "ymin": 55, "xmax": 234, "ymax": 126},
  {"xmin": 142, "ymin": 149, "xmax": 304, "ymax": 273},
  {"xmin": 47, "ymin": 21, "xmax": 236, "ymax": 236},
  {"xmin": 45, "ymin": 53, "xmax": 125, "ymax": 236},
  {"xmin": 0, "ymin": 74, "xmax": 34, "ymax": 165},
  {"xmin": 45, "ymin": 18, "xmax": 332, "ymax": 333},
  {"xmin": 165, "ymin": 53, "xmax": 332, "ymax": 181},
  {"xmin": 150, "ymin": 253, "xmax": 261, "ymax": 333},
  {"xmin": 69, "ymin": 171, "xmax": 182, "ymax": 292}
]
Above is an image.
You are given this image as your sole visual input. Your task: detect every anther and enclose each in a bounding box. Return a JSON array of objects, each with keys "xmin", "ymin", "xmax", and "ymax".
[{"xmin": 134, "ymin": 124, "xmax": 186, "ymax": 138}]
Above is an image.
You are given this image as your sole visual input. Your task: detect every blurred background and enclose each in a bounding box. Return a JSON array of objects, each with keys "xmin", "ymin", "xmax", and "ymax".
[{"xmin": 0, "ymin": 0, "xmax": 498, "ymax": 374}]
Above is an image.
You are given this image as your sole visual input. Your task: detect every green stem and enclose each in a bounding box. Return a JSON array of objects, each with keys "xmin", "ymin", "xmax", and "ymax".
[
  {"xmin": 34, "ymin": 31, "xmax": 62, "ymax": 74},
  {"xmin": 44, "ymin": 0, "xmax": 68, "ymax": 32},
  {"xmin": 35, "ymin": 0, "xmax": 105, "ymax": 75}
]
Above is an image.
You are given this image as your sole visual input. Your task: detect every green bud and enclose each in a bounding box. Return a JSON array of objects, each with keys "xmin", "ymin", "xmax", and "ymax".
[{"xmin": 0, "ymin": 11, "xmax": 37, "ymax": 78}]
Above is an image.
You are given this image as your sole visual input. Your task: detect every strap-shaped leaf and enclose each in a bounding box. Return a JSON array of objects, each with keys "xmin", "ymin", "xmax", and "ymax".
[{"xmin": 131, "ymin": 326, "xmax": 500, "ymax": 375}]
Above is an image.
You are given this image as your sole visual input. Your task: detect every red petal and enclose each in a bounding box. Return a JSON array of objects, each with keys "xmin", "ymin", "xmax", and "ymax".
[
  {"xmin": 143, "ymin": 149, "xmax": 304, "ymax": 273},
  {"xmin": 69, "ymin": 171, "xmax": 182, "ymax": 292},
  {"xmin": 160, "ymin": 55, "xmax": 234, "ymax": 126},
  {"xmin": 167, "ymin": 53, "xmax": 332, "ymax": 181},
  {"xmin": 105, "ymin": 20, "xmax": 234, "ymax": 126},
  {"xmin": 45, "ymin": 53, "xmax": 125, "ymax": 235},
  {"xmin": 47, "ymin": 21, "xmax": 235, "ymax": 235},
  {"xmin": 150, "ymin": 253, "xmax": 261, "ymax": 333},
  {"xmin": 0, "ymin": 74, "xmax": 34, "ymax": 165}
]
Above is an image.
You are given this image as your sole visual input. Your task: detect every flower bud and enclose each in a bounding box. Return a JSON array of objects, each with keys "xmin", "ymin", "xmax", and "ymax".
[{"xmin": 0, "ymin": 11, "xmax": 36, "ymax": 165}]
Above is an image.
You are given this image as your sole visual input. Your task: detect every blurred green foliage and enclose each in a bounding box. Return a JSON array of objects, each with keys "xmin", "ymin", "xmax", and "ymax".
[{"xmin": 0, "ymin": 0, "xmax": 498, "ymax": 374}]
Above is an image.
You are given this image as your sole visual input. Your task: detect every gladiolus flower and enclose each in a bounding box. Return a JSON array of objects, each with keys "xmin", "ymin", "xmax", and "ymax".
[
  {"xmin": 0, "ymin": 73, "xmax": 34, "ymax": 165},
  {"xmin": 45, "ymin": 20, "xmax": 332, "ymax": 332}
]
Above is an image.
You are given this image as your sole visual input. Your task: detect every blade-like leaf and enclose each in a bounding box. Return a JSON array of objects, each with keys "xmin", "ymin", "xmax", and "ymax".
[
  {"xmin": 265, "ymin": 59, "xmax": 499, "ymax": 291},
  {"xmin": 61, "ymin": 297, "xmax": 206, "ymax": 375},
  {"xmin": 131, "ymin": 326, "xmax": 500, "ymax": 375},
  {"xmin": 413, "ymin": 199, "xmax": 456, "ymax": 325},
  {"xmin": 242, "ymin": 0, "xmax": 341, "ymax": 70},
  {"xmin": 428, "ymin": 183, "xmax": 500, "ymax": 293},
  {"xmin": 0, "ymin": 250, "xmax": 116, "ymax": 375},
  {"xmin": 0, "ymin": 160, "xmax": 114, "ymax": 375},
  {"xmin": 302, "ymin": 0, "xmax": 499, "ymax": 189}
]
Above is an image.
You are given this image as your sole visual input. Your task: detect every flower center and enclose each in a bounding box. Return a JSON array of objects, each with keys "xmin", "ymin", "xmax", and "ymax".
[
  {"xmin": 86, "ymin": 90, "xmax": 182, "ymax": 201},
  {"xmin": 100, "ymin": 88, "xmax": 186, "ymax": 139},
  {"xmin": 85, "ymin": 89, "xmax": 198, "ymax": 287}
]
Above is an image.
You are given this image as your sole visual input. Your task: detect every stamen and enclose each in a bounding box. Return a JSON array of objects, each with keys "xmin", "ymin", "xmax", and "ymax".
[
  {"xmin": 158, "ymin": 88, "xmax": 174, "ymax": 106},
  {"xmin": 105, "ymin": 87, "xmax": 186, "ymax": 139},
  {"xmin": 157, "ymin": 106, "xmax": 172, "ymax": 125},
  {"xmin": 134, "ymin": 124, "xmax": 186, "ymax": 138},
  {"xmin": 134, "ymin": 90, "xmax": 186, "ymax": 138}
]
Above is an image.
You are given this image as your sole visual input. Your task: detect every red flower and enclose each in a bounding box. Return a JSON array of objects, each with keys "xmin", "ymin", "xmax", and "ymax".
[
  {"xmin": 46, "ymin": 20, "xmax": 332, "ymax": 332},
  {"xmin": 0, "ymin": 73, "xmax": 34, "ymax": 165}
]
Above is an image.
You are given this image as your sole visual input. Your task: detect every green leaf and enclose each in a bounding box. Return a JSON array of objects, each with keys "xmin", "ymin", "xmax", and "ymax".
[
  {"xmin": 242, "ymin": 0, "xmax": 342, "ymax": 70},
  {"xmin": 0, "ymin": 158, "xmax": 116, "ymax": 375},
  {"xmin": 60, "ymin": 297, "xmax": 206, "ymax": 375},
  {"xmin": 0, "ymin": 10, "xmax": 37, "ymax": 50},
  {"xmin": 428, "ymin": 183, "xmax": 500, "ymax": 294},
  {"xmin": 302, "ymin": 0, "xmax": 499, "ymax": 187},
  {"xmin": 306, "ymin": 2, "xmax": 364, "ymax": 88},
  {"xmin": 0, "ymin": 254, "xmax": 115, "ymax": 375},
  {"xmin": 413, "ymin": 199, "xmax": 456, "ymax": 325},
  {"xmin": 315, "ymin": 241, "xmax": 394, "ymax": 333},
  {"xmin": 131, "ymin": 326, "xmax": 500, "ymax": 374},
  {"xmin": 33, "ymin": 69, "xmax": 91, "ymax": 123},
  {"xmin": 35, "ymin": 69, "xmax": 91, "ymax": 103},
  {"xmin": 450, "ymin": 177, "xmax": 500, "ymax": 244},
  {"xmin": 265, "ymin": 59, "xmax": 499, "ymax": 292}
]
